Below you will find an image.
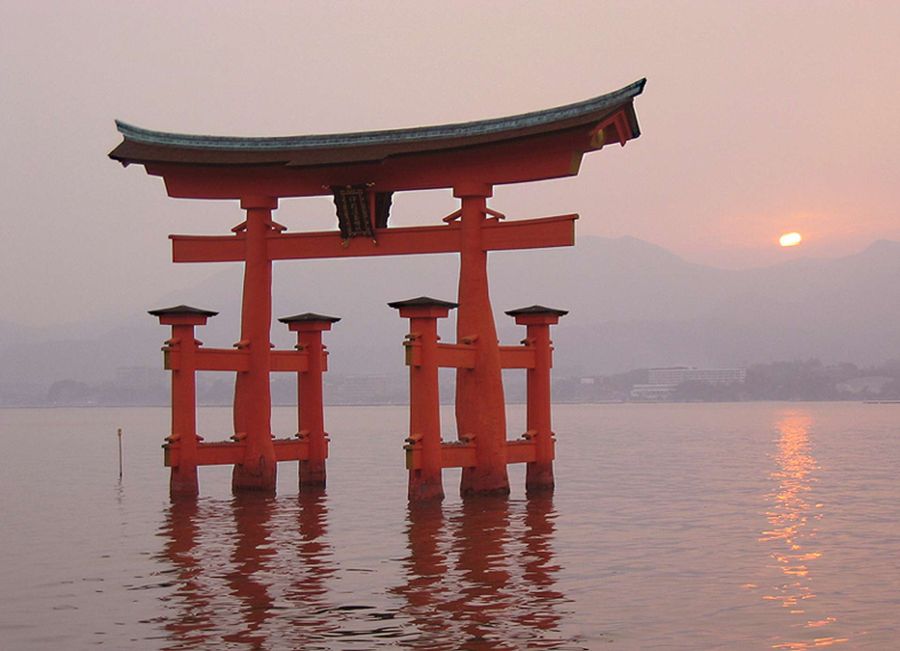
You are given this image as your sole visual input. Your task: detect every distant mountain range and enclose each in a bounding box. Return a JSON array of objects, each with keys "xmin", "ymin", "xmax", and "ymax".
[{"xmin": 2, "ymin": 235, "xmax": 898, "ymax": 400}]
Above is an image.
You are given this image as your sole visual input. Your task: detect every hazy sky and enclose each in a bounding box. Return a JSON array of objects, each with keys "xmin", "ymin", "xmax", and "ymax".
[{"xmin": 2, "ymin": 1, "xmax": 898, "ymax": 327}]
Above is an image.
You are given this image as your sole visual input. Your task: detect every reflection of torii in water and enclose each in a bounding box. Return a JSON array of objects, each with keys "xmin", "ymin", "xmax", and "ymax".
[
  {"xmin": 112, "ymin": 79, "xmax": 646, "ymax": 500},
  {"xmin": 156, "ymin": 495, "xmax": 341, "ymax": 648},
  {"xmin": 156, "ymin": 500, "xmax": 219, "ymax": 647},
  {"xmin": 392, "ymin": 496, "xmax": 569, "ymax": 648}
]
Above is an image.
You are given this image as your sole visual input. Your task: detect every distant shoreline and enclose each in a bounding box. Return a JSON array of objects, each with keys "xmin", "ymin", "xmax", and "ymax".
[{"xmin": 3, "ymin": 398, "xmax": 898, "ymax": 410}]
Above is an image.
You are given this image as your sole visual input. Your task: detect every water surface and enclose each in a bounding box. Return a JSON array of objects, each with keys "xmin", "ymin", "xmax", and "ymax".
[{"xmin": 1, "ymin": 403, "xmax": 897, "ymax": 649}]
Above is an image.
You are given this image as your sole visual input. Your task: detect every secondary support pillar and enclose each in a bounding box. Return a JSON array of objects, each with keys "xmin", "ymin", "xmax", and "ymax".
[
  {"xmin": 505, "ymin": 305, "xmax": 568, "ymax": 493},
  {"xmin": 150, "ymin": 305, "xmax": 218, "ymax": 499},
  {"xmin": 232, "ymin": 196, "xmax": 279, "ymax": 493},
  {"xmin": 453, "ymin": 183, "xmax": 510, "ymax": 497},
  {"xmin": 390, "ymin": 297, "xmax": 458, "ymax": 501},
  {"xmin": 278, "ymin": 312, "xmax": 340, "ymax": 490}
]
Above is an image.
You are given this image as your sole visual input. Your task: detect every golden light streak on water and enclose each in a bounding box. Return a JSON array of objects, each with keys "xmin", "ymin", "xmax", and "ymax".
[
  {"xmin": 762, "ymin": 411, "xmax": 847, "ymax": 649},
  {"xmin": 4, "ymin": 403, "xmax": 899, "ymax": 648}
]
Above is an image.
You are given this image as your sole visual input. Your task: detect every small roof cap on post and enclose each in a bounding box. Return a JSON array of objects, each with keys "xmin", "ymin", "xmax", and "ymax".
[
  {"xmin": 505, "ymin": 305, "xmax": 568, "ymax": 325},
  {"xmin": 149, "ymin": 304, "xmax": 218, "ymax": 326},
  {"xmin": 387, "ymin": 296, "xmax": 459, "ymax": 310},
  {"xmin": 278, "ymin": 312, "xmax": 341, "ymax": 324},
  {"xmin": 388, "ymin": 296, "xmax": 458, "ymax": 319},
  {"xmin": 504, "ymin": 305, "xmax": 568, "ymax": 317},
  {"xmin": 149, "ymin": 305, "xmax": 219, "ymax": 317},
  {"xmin": 278, "ymin": 312, "xmax": 341, "ymax": 332}
]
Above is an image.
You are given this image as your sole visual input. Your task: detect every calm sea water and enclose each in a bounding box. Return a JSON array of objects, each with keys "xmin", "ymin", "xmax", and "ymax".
[{"xmin": 1, "ymin": 403, "xmax": 898, "ymax": 649}]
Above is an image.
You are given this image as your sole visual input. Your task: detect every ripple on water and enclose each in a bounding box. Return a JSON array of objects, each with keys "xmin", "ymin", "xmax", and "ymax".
[{"xmin": 1, "ymin": 404, "xmax": 899, "ymax": 648}]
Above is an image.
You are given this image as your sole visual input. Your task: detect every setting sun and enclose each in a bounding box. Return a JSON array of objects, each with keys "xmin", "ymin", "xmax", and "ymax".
[{"xmin": 779, "ymin": 232, "xmax": 803, "ymax": 247}]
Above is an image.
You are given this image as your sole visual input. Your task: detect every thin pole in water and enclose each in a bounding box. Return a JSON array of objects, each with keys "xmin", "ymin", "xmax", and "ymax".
[{"xmin": 117, "ymin": 428, "xmax": 123, "ymax": 480}]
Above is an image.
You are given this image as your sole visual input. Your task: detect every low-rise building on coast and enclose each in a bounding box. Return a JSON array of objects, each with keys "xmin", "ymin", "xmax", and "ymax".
[{"xmin": 631, "ymin": 367, "xmax": 747, "ymax": 401}]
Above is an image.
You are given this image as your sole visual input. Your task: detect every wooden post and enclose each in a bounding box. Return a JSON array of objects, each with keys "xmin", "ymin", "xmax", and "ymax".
[
  {"xmin": 506, "ymin": 306, "xmax": 568, "ymax": 494},
  {"xmin": 232, "ymin": 196, "xmax": 278, "ymax": 493},
  {"xmin": 150, "ymin": 305, "xmax": 218, "ymax": 498},
  {"xmin": 453, "ymin": 183, "xmax": 510, "ymax": 497},
  {"xmin": 279, "ymin": 313, "xmax": 340, "ymax": 490},
  {"xmin": 117, "ymin": 428, "xmax": 123, "ymax": 480},
  {"xmin": 390, "ymin": 297, "xmax": 456, "ymax": 501}
]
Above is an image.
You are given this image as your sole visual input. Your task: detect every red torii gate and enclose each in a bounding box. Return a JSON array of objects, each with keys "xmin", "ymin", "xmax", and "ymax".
[{"xmin": 110, "ymin": 79, "xmax": 645, "ymax": 500}]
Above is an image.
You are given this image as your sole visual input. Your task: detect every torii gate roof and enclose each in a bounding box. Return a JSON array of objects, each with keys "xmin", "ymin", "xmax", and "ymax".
[{"xmin": 109, "ymin": 79, "xmax": 645, "ymax": 198}]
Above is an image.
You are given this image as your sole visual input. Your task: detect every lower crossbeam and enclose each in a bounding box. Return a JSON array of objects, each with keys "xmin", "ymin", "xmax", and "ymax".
[
  {"xmin": 164, "ymin": 437, "xmax": 310, "ymax": 467},
  {"xmin": 404, "ymin": 438, "xmax": 547, "ymax": 470}
]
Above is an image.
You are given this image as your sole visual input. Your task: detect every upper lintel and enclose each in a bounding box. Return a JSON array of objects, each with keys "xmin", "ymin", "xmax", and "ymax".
[{"xmin": 108, "ymin": 79, "xmax": 645, "ymax": 197}]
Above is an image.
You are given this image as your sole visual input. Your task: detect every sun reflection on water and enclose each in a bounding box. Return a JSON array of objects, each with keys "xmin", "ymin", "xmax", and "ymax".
[{"xmin": 760, "ymin": 411, "xmax": 848, "ymax": 649}]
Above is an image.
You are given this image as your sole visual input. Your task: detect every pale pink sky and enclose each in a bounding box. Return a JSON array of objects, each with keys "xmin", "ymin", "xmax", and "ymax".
[{"xmin": 1, "ymin": 1, "xmax": 898, "ymax": 325}]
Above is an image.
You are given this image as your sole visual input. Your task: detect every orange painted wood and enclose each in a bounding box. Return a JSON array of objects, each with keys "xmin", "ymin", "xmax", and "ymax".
[
  {"xmin": 192, "ymin": 348, "xmax": 250, "ymax": 372},
  {"xmin": 440, "ymin": 443, "xmax": 477, "ymax": 469},
  {"xmin": 498, "ymin": 346, "xmax": 536, "ymax": 369},
  {"xmin": 296, "ymin": 328, "xmax": 329, "ymax": 487},
  {"xmin": 231, "ymin": 206, "xmax": 278, "ymax": 491},
  {"xmin": 269, "ymin": 350, "xmax": 310, "ymax": 373},
  {"xmin": 165, "ymin": 323, "xmax": 200, "ymax": 496},
  {"xmin": 164, "ymin": 348, "xmax": 312, "ymax": 373},
  {"xmin": 434, "ymin": 343, "xmax": 476, "ymax": 369},
  {"xmin": 268, "ymin": 223, "xmax": 461, "ymax": 260},
  {"xmin": 166, "ymin": 438, "xmax": 310, "ymax": 467},
  {"xmin": 169, "ymin": 233, "xmax": 245, "ymax": 263},
  {"xmin": 405, "ymin": 440, "xmax": 540, "ymax": 470},
  {"xmin": 145, "ymin": 126, "xmax": 590, "ymax": 199},
  {"xmin": 480, "ymin": 214, "xmax": 576, "ymax": 251},
  {"xmin": 404, "ymin": 441, "xmax": 477, "ymax": 470},
  {"xmin": 273, "ymin": 438, "xmax": 311, "ymax": 462},
  {"xmin": 506, "ymin": 439, "xmax": 539, "ymax": 464},
  {"xmin": 400, "ymin": 307, "xmax": 448, "ymax": 500},
  {"xmin": 519, "ymin": 317, "xmax": 558, "ymax": 491},
  {"xmin": 166, "ymin": 441, "xmax": 244, "ymax": 467},
  {"xmin": 455, "ymin": 189, "xmax": 510, "ymax": 495},
  {"xmin": 134, "ymin": 88, "xmax": 647, "ymax": 499},
  {"xmin": 171, "ymin": 214, "xmax": 576, "ymax": 263}
]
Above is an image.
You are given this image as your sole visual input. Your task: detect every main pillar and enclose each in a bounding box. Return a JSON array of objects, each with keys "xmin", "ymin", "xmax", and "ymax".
[
  {"xmin": 232, "ymin": 196, "xmax": 278, "ymax": 493},
  {"xmin": 454, "ymin": 183, "xmax": 509, "ymax": 496}
]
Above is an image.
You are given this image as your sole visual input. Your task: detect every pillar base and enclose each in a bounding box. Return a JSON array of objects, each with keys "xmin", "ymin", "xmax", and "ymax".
[
  {"xmin": 169, "ymin": 465, "xmax": 199, "ymax": 499},
  {"xmin": 408, "ymin": 470, "xmax": 444, "ymax": 502},
  {"xmin": 460, "ymin": 467, "xmax": 510, "ymax": 497},
  {"xmin": 525, "ymin": 461, "xmax": 555, "ymax": 495},
  {"xmin": 232, "ymin": 456, "xmax": 277, "ymax": 493},
  {"xmin": 299, "ymin": 460, "xmax": 327, "ymax": 489}
]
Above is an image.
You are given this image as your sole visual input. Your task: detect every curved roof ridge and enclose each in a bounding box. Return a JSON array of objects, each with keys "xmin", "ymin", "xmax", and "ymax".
[{"xmin": 115, "ymin": 79, "xmax": 645, "ymax": 151}]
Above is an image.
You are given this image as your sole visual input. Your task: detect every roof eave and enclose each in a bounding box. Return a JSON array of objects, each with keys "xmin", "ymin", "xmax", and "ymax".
[{"xmin": 108, "ymin": 79, "xmax": 646, "ymax": 168}]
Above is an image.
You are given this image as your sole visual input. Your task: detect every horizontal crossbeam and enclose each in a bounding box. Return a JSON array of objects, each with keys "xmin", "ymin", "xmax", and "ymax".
[
  {"xmin": 405, "ymin": 438, "xmax": 546, "ymax": 470},
  {"xmin": 434, "ymin": 343, "xmax": 476, "ymax": 368},
  {"xmin": 404, "ymin": 343, "xmax": 536, "ymax": 369},
  {"xmin": 164, "ymin": 348, "xmax": 250, "ymax": 372},
  {"xmin": 164, "ymin": 437, "xmax": 310, "ymax": 467},
  {"xmin": 499, "ymin": 346, "xmax": 536, "ymax": 369},
  {"xmin": 171, "ymin": 214, "xmax": 577, "ymax": 263},
  {"xmin": 163, "ymin": 348, "xmax": 320, "ymax": 373},
  {"xmin": 270, "ymin": 350, "xmax": 315, "ymax": 372}
]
